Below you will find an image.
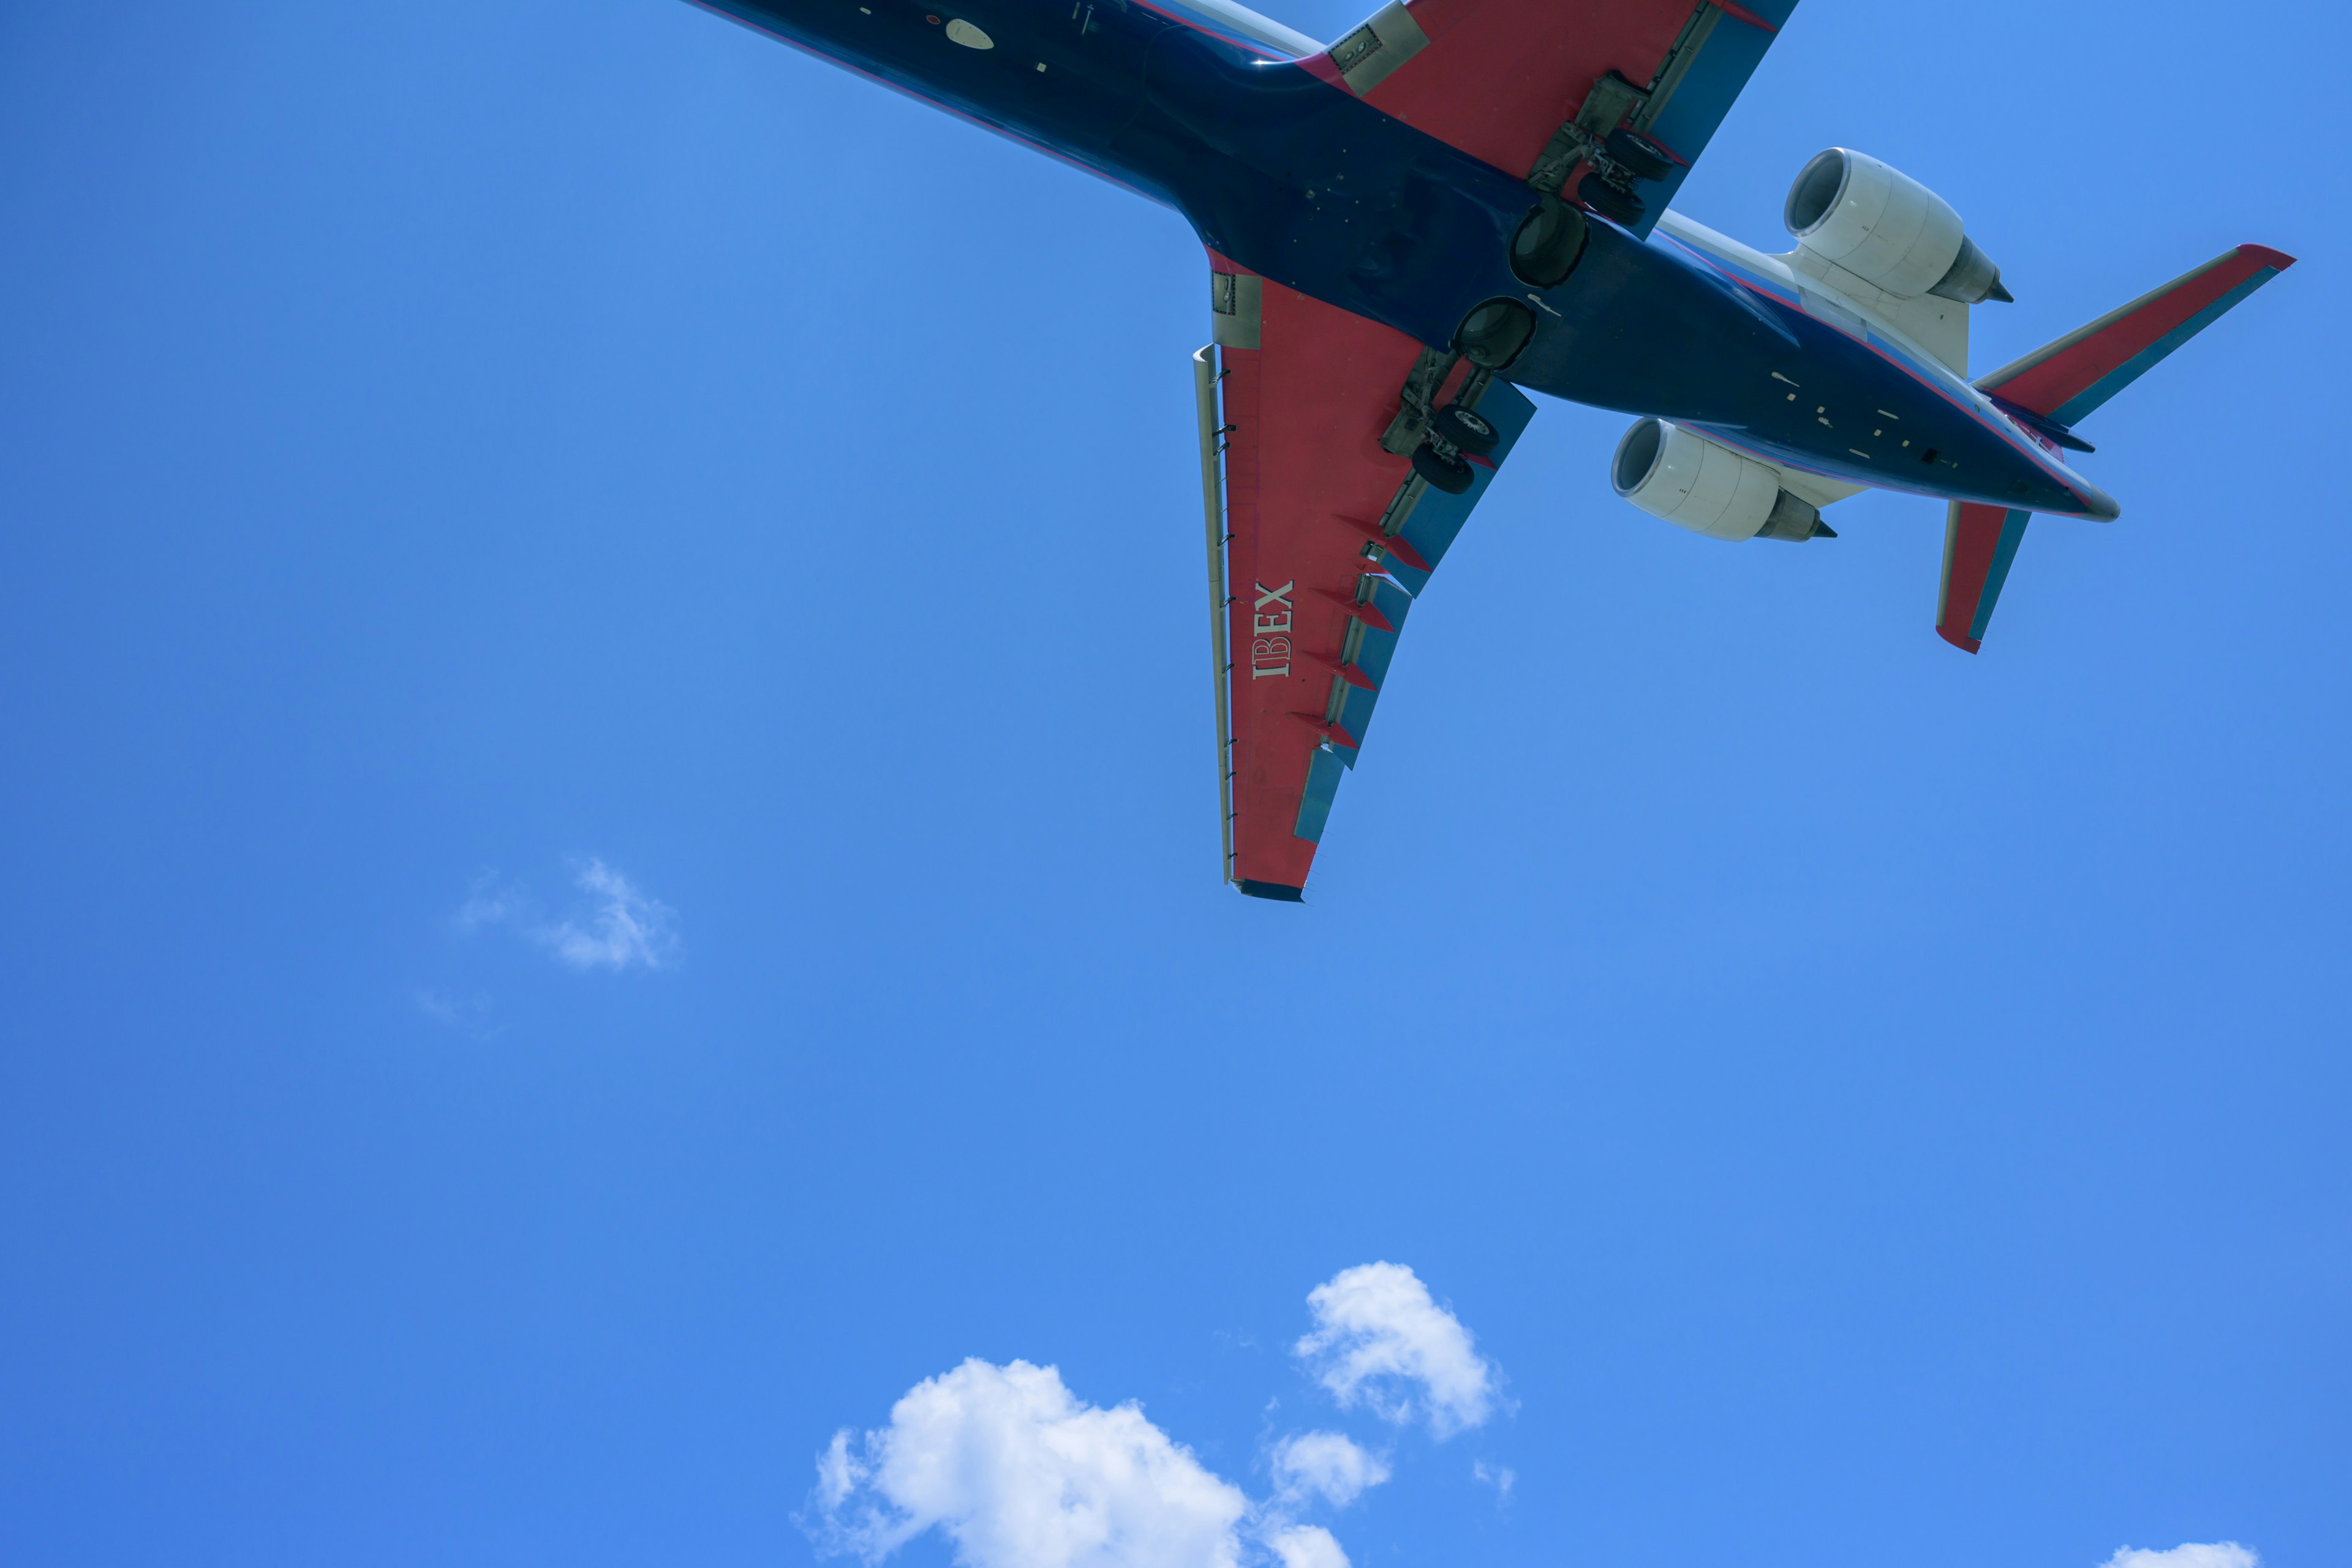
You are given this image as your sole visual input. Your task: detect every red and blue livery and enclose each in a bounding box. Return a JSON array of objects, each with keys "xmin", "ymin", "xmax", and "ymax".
[{"xmin": 681, "ymin": 0, "xmax": 2295, "ymax": 898}]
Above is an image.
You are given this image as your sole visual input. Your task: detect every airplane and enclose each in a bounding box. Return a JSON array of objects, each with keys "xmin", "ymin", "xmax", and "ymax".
[{"xmin": 680, "ymin": 0, "xmax": 2294, "ymax": 901}]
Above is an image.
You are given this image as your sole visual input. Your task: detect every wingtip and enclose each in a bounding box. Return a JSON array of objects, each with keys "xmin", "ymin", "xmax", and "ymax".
[
  {"xmin": 1937, "ymin": 627, "xmax": 1983, "ymax": 655},
  {"xmin": 2242, "ymin": 244, "xmax": 2298, "ymax": 271},
  {"xmin": 1237, "ymin": 880, "xmax": 1306, "ymax": 903}
]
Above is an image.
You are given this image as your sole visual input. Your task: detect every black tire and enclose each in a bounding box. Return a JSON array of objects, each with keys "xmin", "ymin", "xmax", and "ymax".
[
  {"xmin": 1604, "ymin": 127, "xmax": 1675, "ymax": 183},
  {"xmin": 1509, "ymin": 197, "xmax": 1588, "ymax": 288},
  {"xmin": 1578, "ymin": 172, "xmax": 1644, "ymax": 227},
  {"xmin": 1430, "ymin": 403, "xmax": 1498, "ymax": 457},
  {"xmin": 1453, "ymin": 298, "xmax": 1536, "ymax": 371},
  {"xmin": 1412, "ymin": 441, "xmax": 1476, "ymax": 495}
]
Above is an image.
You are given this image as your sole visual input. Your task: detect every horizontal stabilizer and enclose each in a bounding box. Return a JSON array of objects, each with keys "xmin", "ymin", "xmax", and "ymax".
[{"xmin": 1977, "ymin": 244, "xmax": 2296, "ymax": 424}]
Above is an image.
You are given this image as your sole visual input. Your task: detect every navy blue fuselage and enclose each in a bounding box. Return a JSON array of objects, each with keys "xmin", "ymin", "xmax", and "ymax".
[{"xmin": 691, "ymin": 0, "xmax": 2112, "ymax": 518}]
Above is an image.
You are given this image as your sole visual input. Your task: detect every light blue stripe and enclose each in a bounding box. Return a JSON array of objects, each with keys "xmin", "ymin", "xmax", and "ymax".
[
  {"xmin": 1151, "ymin": 0, "xmax": 1321, "ymax": 57},
  {"xmin": 1631, "ymin": 7, "xmax": 1779, "ymax": 239},
  {"xmin": 1970, "ymin": 510, "xmax": 2033, "ymax": 641},
  {"xmin": 1293, "ymin": 744, "xmax": 1347, "ymax": 842}
]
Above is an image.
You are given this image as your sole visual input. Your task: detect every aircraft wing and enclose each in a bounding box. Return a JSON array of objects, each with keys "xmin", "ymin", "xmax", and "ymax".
[
  {"xmin": 1306, "ymin": 0, "xmax": 1801, "ymax": 232},
  {"xmin": 1197, "ymin": 257, "xmax": 1537, "ymax": 901}
]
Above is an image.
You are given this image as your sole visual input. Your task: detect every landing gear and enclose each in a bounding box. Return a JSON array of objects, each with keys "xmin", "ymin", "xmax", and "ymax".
[
  {"xmin": 1578, "ymin": 171, "xmax": 1644, "ymax": 227},
  {"xmin": 1604, "ymin": 127, "xmax": 1675, "ymax": 183},
  {"xmin": 1572, "ymin": 128, "xmax": 1672, "ymax": 229},
  {"xmin": 1428, "ymin": 403, "xmax": 1498, "ymax": 457},
  {"xmin": 1412, "ymin": 440, "xmax": 1476, "ymax": 496},
  {"xmin": 1412, "ymin": 398, "xmax": 1491, "ymax": 496}
]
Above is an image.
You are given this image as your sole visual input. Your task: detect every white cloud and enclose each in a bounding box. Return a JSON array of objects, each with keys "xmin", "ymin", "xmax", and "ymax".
[
  {"xmin": 455, "ymin": 858, "xmax": 676, "ymax": 971},
  {"xmin": 454, "ymin": 878, "xmax": 529, "ymax": 932},
  {"xmin": 807, "ymin": 1272, "xmax": 1508, "ymax": 1568},
  {"xmin": 1264, "ymin": 1526, "xmax": 1348, "ymax": 1568},
  {"xmin": 1471, "ymin": 1460, "xmax": 1514, "ymax": 1502},
  {"xmin": 1294, "ymin": 1263, "xmax": 1499, "ymax": 1438},
  {"xmin": 2101, "ymin": 1547, "xmax": 2259, "ymax": 1568},
  {"xmin": 413, "ymin": 990, "xmax": 500, "ymax": 1039},
  {"xmin": 545, "ymin": 858, "xmax": 675, "ymax": 970},
  {"xmin": 1269, "ymin": 1433, "xmax": 1388, "ymax": 1510},
  {"xmin": 805, "ymin": 1360, "xmax": 1253, "ymax": 1568}
]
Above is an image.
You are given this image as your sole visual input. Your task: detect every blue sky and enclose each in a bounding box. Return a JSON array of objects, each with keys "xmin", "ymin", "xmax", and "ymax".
[{"xmin": 1, "ymin": 1, "xmax": 2345, "ymax": 1564}]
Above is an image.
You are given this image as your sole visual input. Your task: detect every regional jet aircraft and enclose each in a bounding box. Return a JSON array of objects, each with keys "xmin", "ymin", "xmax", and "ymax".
[{"xmin": 684, "ymin": 0, "xmax": 2293, "ymax": 900}]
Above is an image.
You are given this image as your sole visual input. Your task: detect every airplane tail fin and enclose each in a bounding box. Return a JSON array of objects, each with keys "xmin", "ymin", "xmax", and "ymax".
[{"xmin": 1934, "ymin": 243, "xmax": 2296, "ymax": 652}]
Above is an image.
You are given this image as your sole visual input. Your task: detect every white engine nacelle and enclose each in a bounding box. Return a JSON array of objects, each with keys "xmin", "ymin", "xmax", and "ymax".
[
  {"xmin": 1784, "ymin": 148, "xmax": 2007, "ymax": 304},
  {"xmin": 1611, "ymin": 418, "xmax": 1831, "ymax": 543}
]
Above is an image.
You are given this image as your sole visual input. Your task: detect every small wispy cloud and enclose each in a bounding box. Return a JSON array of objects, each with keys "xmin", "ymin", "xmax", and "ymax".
[
  {"xmin": 2101, "ymin": 1546, "xmax": 2259, "ymax": 1568},
  {"xmin": 1269, "ymin": 1433, "xmax": 1389, "ymax": 1510},
  {"xmin": 1294, "ymin": 1262, "xmax": 1501, "ymax": 1439},
  {"xmin": 456, "ymin": 857, "xmax": 677, "ymax": 971},
  {"xmin": 544, "ymin": 859, "xmax": 676, "ymax": 970},
  {"xmin": 1471, "ymin": 1460, "xmax": 1514, "ymax": 1503},
  {"xmin": 413, "ymin": 989, "xmax": 500, "ymax": 1039}
]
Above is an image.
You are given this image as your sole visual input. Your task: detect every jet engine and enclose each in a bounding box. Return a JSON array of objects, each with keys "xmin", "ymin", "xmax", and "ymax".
[
  {"xmin": 1784, "ymin": 148, "xmax": 2010, "ymax": 304},
  {"xmin": 1611, "ymin": 418, "xmax": 1833, "ymax": 543}
]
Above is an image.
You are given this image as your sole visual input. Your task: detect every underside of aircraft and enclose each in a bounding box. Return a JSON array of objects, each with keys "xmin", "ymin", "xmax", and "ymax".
[{"xmin": 682, "ymin": 0, "xmax": 2294, "ymax": 900}]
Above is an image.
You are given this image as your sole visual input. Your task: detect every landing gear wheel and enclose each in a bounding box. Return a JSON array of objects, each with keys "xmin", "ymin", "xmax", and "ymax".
[
  {"xmin": 1604, "ymin": 127, "xmax": 1675, "ymax": 183},
  {"xmin": 1510, "ymin": 197, "xmax": 1589, "ymax": 288},
  {"xmin": 1578, "ymin": 172, "xmax": 1644, "ymax": 227},
  {"xmin": 1412, "ymin": 442, "xmax": 1476, "ymax": 496},
  {"xmin": 1430, "ymin": 403, "xmax": 1498, "ymax": 457},
  {"xmin": 1453, "ymin": 298, "xmax": 1536, "ymax": 371}
]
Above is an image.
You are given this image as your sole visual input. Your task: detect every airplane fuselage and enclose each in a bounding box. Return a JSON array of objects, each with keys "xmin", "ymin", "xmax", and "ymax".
[{"xmin": 693, "ymin": 0, "xmax": 2116, "ymax": 518}]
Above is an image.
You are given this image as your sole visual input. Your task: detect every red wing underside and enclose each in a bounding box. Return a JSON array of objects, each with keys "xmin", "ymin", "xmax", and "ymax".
[
  {"xmin": 1360, "ymin": 0, "xmax": 1691, "ymax": 175},
  {"xmin": 1308, "ymin": 0, "xmax": 1801, "ymax": 232},
  {"xmin": 1202, "ymin": 262, "xmax": 1536, "ymax": 900}
]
